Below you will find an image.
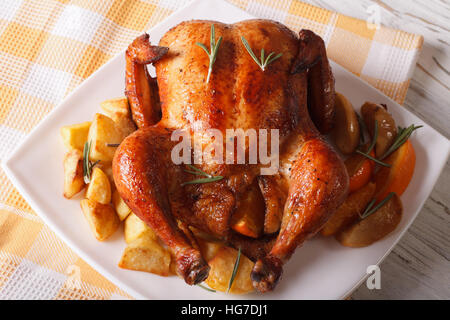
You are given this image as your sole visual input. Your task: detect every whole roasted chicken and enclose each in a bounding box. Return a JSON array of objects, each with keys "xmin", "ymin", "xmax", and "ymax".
[{"xmin": 113, "ymin": 19, "xmax": 348, "ymax": 293}]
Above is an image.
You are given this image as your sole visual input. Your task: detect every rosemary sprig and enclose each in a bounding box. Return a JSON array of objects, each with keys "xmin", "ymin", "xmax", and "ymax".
[
  {"xmin": 181, "ymin": 164, "xmax": 224, "ymax": 186},
  {"xmin": 227, "ymin": 247, "xmax": 241, "ymax": 293},
  {"xmin": 241, "ymin": 36, "xmax": 283, "ymax": 71},
  {"xmin": 380, "ymin": 124, "xmax": 422, "ymax": 160},
  {"xmin": 196, "ymin": 24, "xmax": 223, "ymax": 83},
  {"xmin": 83, "ymin": 141, "xmax": 100, "ymax": 184},
  {"xmin": 356, "ymin": 150, "xmax": 391, "ymax": 167},
  {"xmin": 197, "ymin": 284, "xmax": 216, "ymax": 293},
  {"xmin": 356, "ymin": 119, "xmax": 391, "ymax": 167},
  {"xmin": 366, "ymin": 120, "xmax": 378, "ymax": 154},
  {"xmin": 356, "ymin": 113, "xmax": 367, "ymax": 145},
  {"xmin": 360, "ymin": 192, "xmax": 395, "ymax": 220}
]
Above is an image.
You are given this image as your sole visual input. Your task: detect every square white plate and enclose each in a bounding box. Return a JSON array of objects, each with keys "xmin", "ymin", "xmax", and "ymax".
[{"xmin": 3, "ymin": 0, "xmax": 449, "ymax": 300}]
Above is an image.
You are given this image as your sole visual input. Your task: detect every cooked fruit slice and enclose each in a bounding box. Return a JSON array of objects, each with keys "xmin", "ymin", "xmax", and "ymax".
[
  {"xmin": 332, "ymin": 92, "xmax": 360, "ymax": 154},
  {"xmin": 230, "ymin": 182, "xmax": 265, "ymax": 238},
  {"xmin": 118, "ymin": 235, "xmax": 171, "ymax": 276},
  {"xmin": 336, "ymin": 193, "xmax": 403, "ymax": 247},
  {"xmin": 85, "ymin": 167, "xmax": 111, "ymax": 204},
  {"xmin": 205, "ymin": 247, "xmax": 254, "ymax": 294},
  {"xmin": 361, "ymin": 102, "xmax": 397, "ymax": 158},
  {"xmin": 374, "ymin": 140, "xmax": 416, "ymax": 202},
  {"xmin": 345, "ymin": 151, "xmax": 374, "ymax": 194},
  {"xmin": 321, "ymin": 182, "xmax": 375, "ymax": 236},
  {"xmin": 80, "ymin": 199, "xmax": 119, "ymax": 241},
  {"xmin": 63, "ymin": 149, "xmax": 85, "ymax": 199},
  {"xmin": 60, "ymin": 121, "xmax": 91, "ymax": 151}
]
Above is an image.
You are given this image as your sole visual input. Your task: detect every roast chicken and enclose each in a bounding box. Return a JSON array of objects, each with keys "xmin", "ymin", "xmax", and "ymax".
[{"xmin": 113, "ymin": 19, "xmax": 349, "ymax": 293}]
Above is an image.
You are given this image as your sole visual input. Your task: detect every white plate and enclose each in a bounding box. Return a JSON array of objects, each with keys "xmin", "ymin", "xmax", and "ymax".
[{"xmin": 3, "ymin": 0, "xmax": 449, "ymax": 300}]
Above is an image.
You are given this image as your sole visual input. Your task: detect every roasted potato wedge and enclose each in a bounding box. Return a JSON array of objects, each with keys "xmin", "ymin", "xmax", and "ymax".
[
  {"xmin": 205, "ymin": 247, "xmax": 254, "ymax": 294},
  {"xmin": 321, "ymin": 182, "xmax": 375, "ymax": 236},
  {"xmin": 98, "ymin": 163, "xmax": 115, "ymax": 189},
  {"xmin": 63, "ymin": 149, "xmax": 85, "ymax": 199},
  {"xmin": 115, "ymin": 116, "xmax": 137, "ymax": 138},
  {"xmin": 100, "ymin": 97, "xmax": 136, "ymax": 137},
  {"xmin": 124, "ymin": 212, "xmax": 157, "ymax": 244},
  {"xmin": 87, "ymin": 113, "xmax": 124, "ymax": 162},
  {"xmin": 60, "ymin": 121, "xmax": 91, "ymax": 151},
  {"xmin": 100, "ymin": 97, "xmax": 130, "ymax": 119},
  {"xmin": 361, "ymin": 102, "xmax": 397, "ymax": 158},
  {"xmin": 336, "ymin": 193, "xmax": 403, "ymax": 247},
  {"xmin": 197, "ymin": 238, "xmax": 224, "ymax": 262},
  {"xmin": 118, "ymin": 235, "xmax": 171, "ymax": 276},
  {"xmin": 85, "ymin": 167, "xmax": 111, "ymax": 204},
  {"xmin": 332, "ymin": 93, "xmax": 360, "ymax": 154},
  {"xmin": 113, "ymin": 189, "xmax": 131, "ymax": 221},
  {"xmin": 80, "ymin": 199, "xmax": 120, "ymax": 241}
]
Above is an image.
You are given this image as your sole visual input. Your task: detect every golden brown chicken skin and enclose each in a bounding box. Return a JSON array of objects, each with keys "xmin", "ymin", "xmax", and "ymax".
[{"xmin": 113, "ymin": 19, "xmax": 348, "ymax": 293}]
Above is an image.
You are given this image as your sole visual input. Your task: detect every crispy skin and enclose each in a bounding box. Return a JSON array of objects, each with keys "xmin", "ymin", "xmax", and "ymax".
[
  {"xmin": 292, "ymin": 30, "xmax": 335, "ymax": 134},
  {"xmin": 257, "ymin": 175, "xmax": 287, "ymax": 234},
  {"xmin": 114, "ymin": 20, "xmax": 348, "ymax": 291},
  {"xmin": 113, "ymin": 127, "xmax": 209, "ymax": 284},
  {"xmin": 125, "ymin": 34, "xmax": 167, "ymax": 128}
]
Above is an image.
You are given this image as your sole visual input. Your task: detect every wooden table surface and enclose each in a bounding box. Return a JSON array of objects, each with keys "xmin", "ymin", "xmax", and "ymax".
[{"xmin": 302, "ymin": 0, "xmax": 449, "ymax": 300}]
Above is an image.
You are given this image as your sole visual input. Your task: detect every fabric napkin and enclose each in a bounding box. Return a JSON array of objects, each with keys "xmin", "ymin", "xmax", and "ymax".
[{"xmin": 0, "ymin": 0, "xmax": 423, "ymax": 299}]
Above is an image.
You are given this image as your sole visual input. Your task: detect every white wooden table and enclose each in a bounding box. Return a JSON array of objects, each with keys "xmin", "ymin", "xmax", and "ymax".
[{"xmin": 302, "ymin": 0, "xmax": 449, "ymax": 300}]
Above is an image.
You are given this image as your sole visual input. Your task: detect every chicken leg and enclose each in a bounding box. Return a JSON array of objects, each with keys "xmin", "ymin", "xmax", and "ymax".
[{"xmin": 251, "ymin": 32, "xmax": 348, "ymax": 293}]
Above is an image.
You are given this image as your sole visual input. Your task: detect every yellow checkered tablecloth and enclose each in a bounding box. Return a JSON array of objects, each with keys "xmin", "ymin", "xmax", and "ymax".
[{"xmin": 0, "ymin": 0, "xmax": 423, "ymax": 300}]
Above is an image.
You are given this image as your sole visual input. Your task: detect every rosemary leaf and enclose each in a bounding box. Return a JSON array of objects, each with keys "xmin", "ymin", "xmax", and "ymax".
[
  {"xmin": 267, "ymin": 52, "xmax": 283, "ymax": 65},
  {"xmin": 356, "ymin": 113, "xmax": 367, "ymax": 145},
  {"xmin": 197, "ymin": 284, "xmax": 216, "ymax": 293},
  {"xmin": 89, "ymin": 160, "xmax": 101, "ymax": 171},
  {"xmin": 83, "ymin": 141, "xmax": 101, "ymax": 183},
  {"xmin": 181, "ymin": 176, "xmax": 224, "ymax": 186},
  {"xmin": 360, "ymin": 193, "xmax": 395, "ymax": 220},
  {"xmin": 83, "ymin": 141, "xmax": 92, "ymax": 184},
  {"xmin": 380, "ymin": 125, "xmax": 422, "ymax": 160},
  {"xmin": 360, "ymin": 198, "xmax": 376, "ymax": 219},
  {"xmin": 195, "ymin": 42, "xmax": 210, "ymax": 56},
  {"xmin": 195, "ymin": 24, "xmax": 223, "ymax": 83},
  {"xmin": 356, "ymin": 150, "xmax": 391, "ymax": 168},
  {"xmin": 185, "ymin": 164, "xmax": 211, "ymax": 177},
  {"xmin": 241, "ymin": 36, "xmax": 282, "ymax": 71},
  {"xmin": 366, "ymin": 119, "xmax": 378, "ymax": 154},
  {"xmin": 227, "ymin": 247, "xmax": 241, "ymax": 293}
]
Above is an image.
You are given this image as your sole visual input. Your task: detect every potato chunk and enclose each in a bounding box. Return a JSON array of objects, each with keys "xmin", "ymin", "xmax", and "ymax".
[
  {"xmin": 197, "ymin": 238, "xmax": 224, "ymax": 262},
  {"xmin": 60, "ymin": 121, "xmax": 91, "ymax": 151},
  {"xmin": 80, "ymin": 199, "xmax": 119, "ymax": 241},
  {"xmin": 63, "ymin": 149, "xmax": 85, "ymax": 198},
  {"xmin": 100, "ymin": 97, "xmax": 136, "ymax": 137},
  {"xmin": 118, "ymin": 235, "xmax": 171, "ymax": 276},
  {"xmin": 113, "ymin": 190, "xmax": 131, "ymax": 221},
  {"xmin": 87, "ymin": 113, "xmax": 124, "ymax": 162},
  {"xmin": 100, "ymin": 97, "xmax": 130, "ymax": 120},
  {"xmin": 336, "ymin": 193, "xmax": 403, "ymax": 247},
  {"xmin": 124, "ymin": 212, "xmax": 157, "ymax": 244},
  {"xmin": 205, "ymin": 247, "xmax": 254, "ymax": 294},
  {"xmin": 85, "ymin": 167, "xmax": 111, "ymax": 204}
]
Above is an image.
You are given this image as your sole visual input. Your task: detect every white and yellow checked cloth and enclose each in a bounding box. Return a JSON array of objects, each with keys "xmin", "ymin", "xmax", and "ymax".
[{"xmin": 0, "ymin": 0, "xmax": 423, "ymax": 299}]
